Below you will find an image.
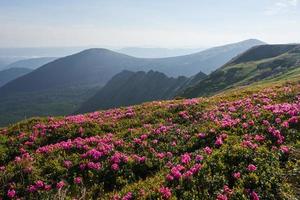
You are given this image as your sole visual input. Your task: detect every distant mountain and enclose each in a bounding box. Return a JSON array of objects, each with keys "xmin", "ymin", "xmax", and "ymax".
[
  {"xmin": 180, "ymin": 44, "xmax": 300, "ymax": 98},
  {"xmin": 0, "ymin": 49, "xmax": 143, "ymax": 95},
  {"xmin": 4, "ymin": 57, "xmax": 58, "ymax": 70},
  {"xmin": 144, "ymin": 39, "xmax": 265, "ymax": 76},
  {"xmin": 0, "ymin": 39, "xmax": 263, "ymax": 126},
  {"xmin": 0, "ymin": 68, "xmax": 32, "ymax": 87},
  {"xmin": 0, "ymin": 57, "xmax": 26, "ymax": 71},
  {"xmin": 77, "ymin": 70, "xmax": 191, "ymax": 113},
  {"xmin": 117, "ymin": 47, "xmax": 205, "ymax": 58}
]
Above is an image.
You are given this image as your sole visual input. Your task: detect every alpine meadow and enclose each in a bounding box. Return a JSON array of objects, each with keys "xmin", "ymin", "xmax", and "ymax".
[{"xmin": 0, "ymin": 1, "xmax": 299, "ymax": 200}]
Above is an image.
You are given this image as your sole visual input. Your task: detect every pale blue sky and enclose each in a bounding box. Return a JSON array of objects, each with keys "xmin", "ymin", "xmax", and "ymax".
[{"xmin": 0, "ymin": 0, "xmax": 299, "ymax": 48}]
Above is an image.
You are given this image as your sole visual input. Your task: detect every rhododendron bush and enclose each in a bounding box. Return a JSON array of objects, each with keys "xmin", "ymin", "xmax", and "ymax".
[{"xmin": 0, "ymin": 82, "xmax": 299, "ymax": 199}]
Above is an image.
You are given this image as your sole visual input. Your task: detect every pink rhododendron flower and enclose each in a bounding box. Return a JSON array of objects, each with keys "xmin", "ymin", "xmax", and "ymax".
[
  {"xmin": 56, "ymin": 181, "xmax": 66, "ymax": 189},
  {"xmin": 181, "ymin": 153, "xmax": 191, "ymax": 164},
  {"xmin": 203, "ymin": 146, "xmax": 212, "ymax": 155},
  {"xmin": 7, "ymin": 189, "xmax": 16, "ymax": 199},
  {"xmin": 63, "ymin": 160, "xmax": 72, "ymax": 169},
  {"xmin": 74, "ymin": 177, "xmax": 82, "ymax": 184},
  {"xmin": 35, "ymin": 180, "xmax": 44, "ymax": 188},
  {"xmin": 28, "ymin": 185, "xmax": 37, "ymax": 192},
  {"xmin": 247, "ymin": 164, "xmax": 257, "ymax": 171},
  {"xmin": 195, "ymin": 155, "xmax": 203, "ymax": 162},
  {"xmin": 280, "ymin": 145, "xmax": 289, "ymax": 153},
  {"xmin": 44, "ymin": 185, "xmax": 52, "ymax": 191},
  {"xmin": 251, "ymin": 191, "xmax": 260, "ymax": 200},
  {"xmin": 233, "ymin": 172, "xmax": 241, "ymax": 179},
  {"xmin": 111, "ymin": 163, "xmax": 119, "ymax": 171},
  {"xmin": 159, "ymin": 187, "xmax": 172, "ymax": 199},
  {"xmin": 122, "ymin": 192, "xmax": 132, "ymax": 200},
  {"xmin": 217, "ymin": 194, "xmax": 228, "ymax": 200}
]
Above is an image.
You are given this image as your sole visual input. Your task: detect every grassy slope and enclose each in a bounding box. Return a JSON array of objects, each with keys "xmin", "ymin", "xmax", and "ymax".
[
  {"xmin": 0, "ymin": 78, "xmax": 299, "ymax": 199},
  {"xmin": 181, "ymin": 49, "xmax": 300, "ymax": 98},
  {"xmin": 0, "ymin": 86, "xmax": 101, "ymax": 127}
]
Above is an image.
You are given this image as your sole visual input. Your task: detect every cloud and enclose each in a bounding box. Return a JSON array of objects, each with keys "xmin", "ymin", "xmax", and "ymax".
[{"xmin": 264, "ymin": 0, "xmax": 298, "ymax": 15}]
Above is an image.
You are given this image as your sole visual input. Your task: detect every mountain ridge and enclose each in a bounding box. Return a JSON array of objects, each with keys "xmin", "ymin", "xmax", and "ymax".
[
  {"xmin": 76, "ymin": 70, "xmax": 194, "ymax": 113},
  {"xmin": 180, "ymin": 44, "xmax": 300, "ymax": 98}
]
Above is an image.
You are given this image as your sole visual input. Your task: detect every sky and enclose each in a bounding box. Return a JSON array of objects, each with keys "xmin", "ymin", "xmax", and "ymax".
[{"xmin": 0, "ymin": 0, "xmax": 299, "ymax": 48}]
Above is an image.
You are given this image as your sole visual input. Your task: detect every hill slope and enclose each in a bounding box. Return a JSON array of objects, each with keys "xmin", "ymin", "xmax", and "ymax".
[
  {"xmin": 3, "ymin": 57, "xmax": 58, "ymax": 70},
  {"xmin": 0, "ymin": 68, "xmax": 32, "ymax": 87},
  {"xmin": 0, "ymin": 79, "xmax": 299, "ymax": 199},
  {"xmin": 77, "ymin": 70, "xmax": 194, "ymax": 113},
  {"xmin": 181, "ymin": 44, "xmax": 300, "ymax": 98}
]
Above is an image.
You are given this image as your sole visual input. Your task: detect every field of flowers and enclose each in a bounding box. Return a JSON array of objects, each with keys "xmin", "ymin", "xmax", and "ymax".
[{"xmin": 0, "ymin": 81, "xmax": 299, "ymax": 199}]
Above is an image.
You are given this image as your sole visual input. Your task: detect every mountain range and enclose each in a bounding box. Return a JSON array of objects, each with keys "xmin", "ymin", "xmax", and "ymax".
[
  {"xmin": 77, "ymin": 70, "xmax": 203, "ymax": 113},
  {"xmin": 181, "ymin": 44, "xmax": 300, "ymax": 98},
  {"xmin": 0, "ymin": 39, "xmax": 264, "ymax": 126},
  {"xmin": 3, "ymin": 57, "xmax": 58, "ymax": 70}
]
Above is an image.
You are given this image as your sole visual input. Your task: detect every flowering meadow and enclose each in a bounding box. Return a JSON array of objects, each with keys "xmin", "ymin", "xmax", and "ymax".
[{"xmin": 0, "ymin": 81, "xmax": 299, "ymax": 199}]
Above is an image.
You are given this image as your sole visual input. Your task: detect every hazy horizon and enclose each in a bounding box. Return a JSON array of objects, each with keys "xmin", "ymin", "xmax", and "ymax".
[{"xmin": 0, "ymin": 0, "xmax": 299, "ymax": 48}]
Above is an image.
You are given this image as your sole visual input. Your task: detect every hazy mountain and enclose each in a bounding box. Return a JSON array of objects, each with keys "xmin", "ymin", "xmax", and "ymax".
[
  {"xmin": 117, "ymin": 47, "xmax": 205, "ymax": 58},
  {"xmin": 0, "ymin": 68, "xmax": 32, "ymax": 87},
  {"xmin": 4, "ymin": 57, "xmax": 58, "ymax": 70},
  {"xmin": 0, "ymin": 39, "xmax": 263, "ymax": 126},
  {"xmin": 180, "ymin": 44, "xmax": 300, "ymax": 98},
  {"xmin": 143, "ymin": 39, "xmax": 265, "ymax": 76},
  {"xmin": 77, "ymin": 70, "xmax": 190, "ymax": 113},
  {"xmin": 0, "ymin": 57, "xmax": 26, "ymax": 70}
]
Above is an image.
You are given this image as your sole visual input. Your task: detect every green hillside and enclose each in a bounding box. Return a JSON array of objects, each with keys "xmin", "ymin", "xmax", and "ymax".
[
  {"xmin": 0, "ymin": 79, "xmax": 299, "ymax": 199},
  {"xmin": 77, "ymin": 70, "xmax": 195, "ymax": 113},
  {"xmin": 181, "ymin": 44, "xmax": 300, "ymax": 98},
  {"xmin": 0, "ymin": 68, "xmax": 32, "ymax": 87}
]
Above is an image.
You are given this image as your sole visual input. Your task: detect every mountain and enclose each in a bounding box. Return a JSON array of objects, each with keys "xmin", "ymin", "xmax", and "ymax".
[
  {"xmin": 0, "ymin": 57, "xmax": 26, "ymax": 71},
  {"xmin": 0, "ymin": 39, "xmax": 264, "ymax": 95},
  {"xmin": 3, "ymin": 57, "xmax": 58, "ymax": 70},
  {"xmin": 0, "ymin": 68, "xmax": 32, "ymax": 87},
  {"xmin": 117, "ymin": 47, "xmax": 205, "ymax": 58},
  {"xmin": 0, "ymin": 78, "xmax": 299, "ymax": 199},
  {"xmin": 0, "ymin": 49, "xmax": 141, "ymax": 95},
  {"xmin": 0, "ymin": 39, "xmax": 263, "ymax": 126},
  {"xmin": 144, "ymin": 39, "xmax": 265, "ymax": 76},
  {"xmin": 181, "ymin": 44, "xmax": 300, "ymax": 98},
  {"xmin": 77, "ymin": 70, "xmax": 194, "ymax": 113}
]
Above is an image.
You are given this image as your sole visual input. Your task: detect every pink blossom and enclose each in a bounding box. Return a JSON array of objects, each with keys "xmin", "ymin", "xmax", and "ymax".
[
  {"xmin": 159, "ymin": 187, "xmax": 172, "ymax": 199},
  {"xmin": 203, "ymin": 146, "xmax": 212, "ymax": 155},
  {"xmin": 122, "ymin": 192, "xmax": 132, "ymax": 200},
  {"xmin": 217, "ymin": 194, "xmax": 228, "ymax": 200},
  {"xmin": 87, "ymin": 162, "xmax": 101, "ymax": 170},
  {"xmin": 251, "ymin": 191, "xmax": 260, "ymax": 200},
  {"xmin": 7, "ymin": 189, "xmax": 16, "ymax": 199},
  {"xmin": 233, "ymin": 172, "xmax": 241, "ymax": 179},
  {"xmin": 166, "ymin": 174, "xmax": 174, "ymax": 181},
  {"xmin": 35, "ymin": 180, "xmax": 44, "ymax": 188},
  {"xmin": 44, "ymin": 185, "xmax": 52, "ymax": 191},
  {"xmin": 247, "ymin": 164, "xmax": 257, "ymax": 171},
  {"xmin": 111, "ymin": 163, "xmax": 119, "ymax": 171},
  {"xmin": 181, "ymin": 153, "xmax": 191, "ymax": 164},
  {"xmin": 280, "ymin": 145, "xmax": 289, "ymax": 153},
  {"xmin": 197, "ymin": 133, "xmax": 206, "ymax": 138},
  {"xmin": 0, "ymin": 166, "xmax": 5, "ymax": 171},
  {"xmin": 63, "ymin": 160, "xmax": 72, "ymax": 169},
  {"xmin": 56, "ymin": 181, "xmax": 66, "ymax": 189},
  {"xmin": 195, "ymin": 155, "xmax": 203, "ymax": 162},
  {"xmin": 74, "ymin": 177, "xmax": 82, "ymax": 184},
  {"xmin": 215, "ymin": 137, "xmax": 223, "ymax": 147},
  {"xmin": 28, "ymin": 185, "xmax": 37, "ymax": 192}
]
